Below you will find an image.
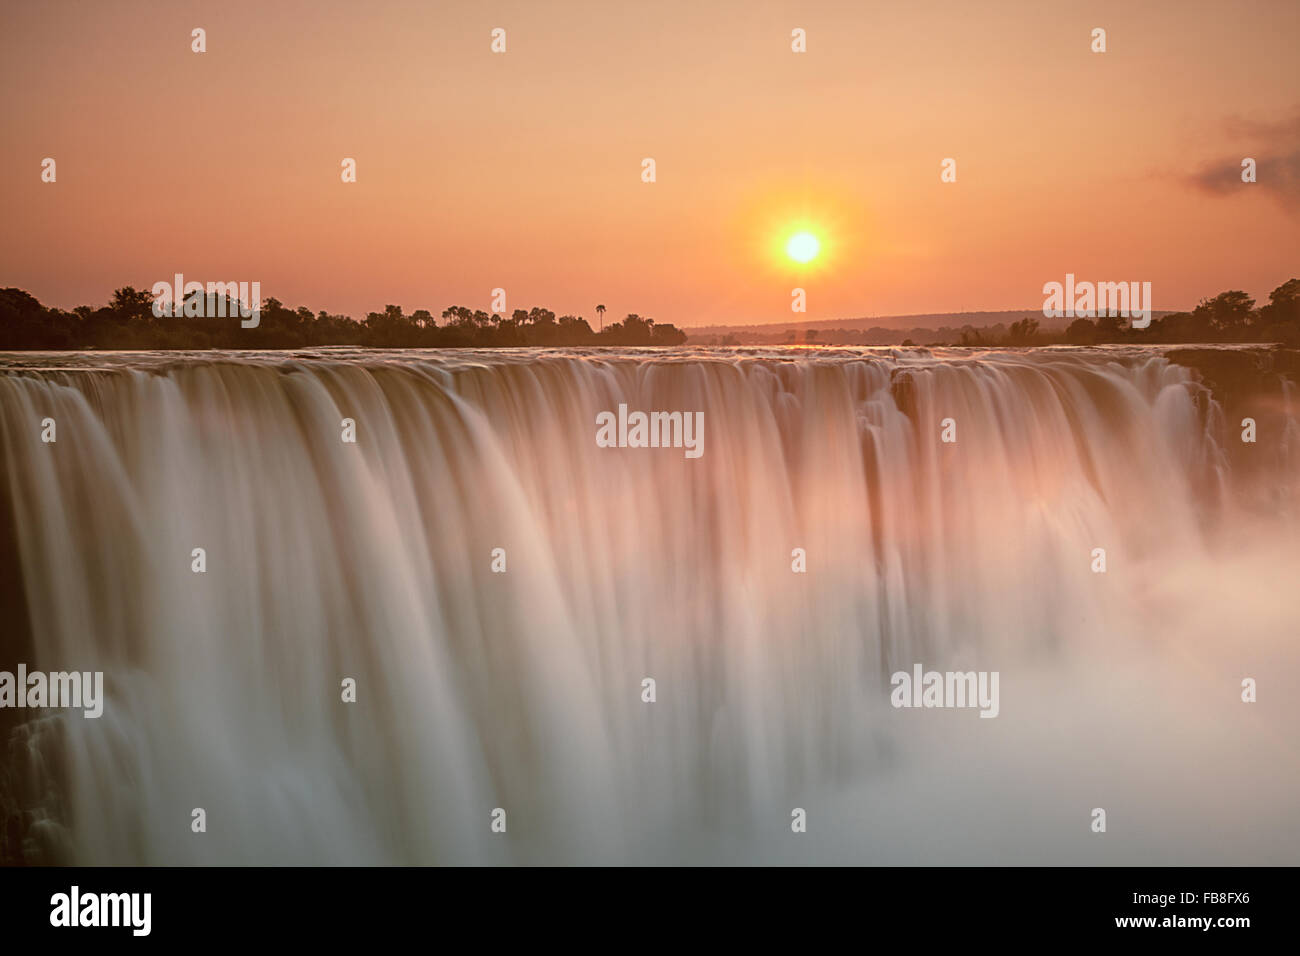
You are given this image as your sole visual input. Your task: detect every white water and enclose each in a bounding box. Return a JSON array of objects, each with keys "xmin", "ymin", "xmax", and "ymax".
[{"xmin": 1, "ymin": 346, "xmax": 1297, "ymax": 864}]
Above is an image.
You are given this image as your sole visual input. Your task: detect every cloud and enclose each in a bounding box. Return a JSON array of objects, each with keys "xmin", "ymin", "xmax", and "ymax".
[{"xmin": 1187, "ymin": 110, "xmax": 1300, "ymax": 210}]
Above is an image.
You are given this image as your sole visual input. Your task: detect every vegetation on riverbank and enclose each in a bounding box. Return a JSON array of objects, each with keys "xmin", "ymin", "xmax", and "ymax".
[{"xmin": 0, "ymin": 288, "xmax": 688, "ymax": 350}]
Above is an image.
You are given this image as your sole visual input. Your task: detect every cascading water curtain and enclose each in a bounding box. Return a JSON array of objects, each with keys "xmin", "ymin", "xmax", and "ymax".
[{"xmin": 1, "ymin": 349, "xmax": 1297, "ymax": 864}]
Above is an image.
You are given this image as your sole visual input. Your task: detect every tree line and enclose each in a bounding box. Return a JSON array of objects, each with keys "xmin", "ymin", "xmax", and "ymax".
[
  {"xmin": 978, "ymin": 280, "xmax": 1300, "ymax": 347},
  {"xmin": 2, "ymin": 280, "xmax": 1297, "ymax": 351},
  {"xmin": 0, "ymin": 287, "xmax": 688, "ymax": 350}
]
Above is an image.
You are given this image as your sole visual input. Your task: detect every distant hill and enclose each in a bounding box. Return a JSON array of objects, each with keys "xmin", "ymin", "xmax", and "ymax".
[
  {"xmin": 689, "ymin": 310, "xmax": 1044, "ymax": 337},
  {"xmin": 686, "ymin": 309, "xmax": 1175, "ymax": 346}
]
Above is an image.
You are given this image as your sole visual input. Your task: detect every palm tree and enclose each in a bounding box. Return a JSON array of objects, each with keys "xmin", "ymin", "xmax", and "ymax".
[{"xmin": 596, "ymin": 303, "xmax": 606, "ymax": 332}]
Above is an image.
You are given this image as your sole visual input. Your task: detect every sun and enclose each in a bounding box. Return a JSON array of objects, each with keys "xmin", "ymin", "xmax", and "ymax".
[{"xmin": 786, "ymin": 231, "xmax": 820, "ymax": 264}]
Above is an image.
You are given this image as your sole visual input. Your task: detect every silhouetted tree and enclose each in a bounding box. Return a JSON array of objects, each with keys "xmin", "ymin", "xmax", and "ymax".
[
  {"xmin": 5, "ymin": 281, "xmax": 1298, "ymax": 351},
  {"xmin": 109, "ymin": 286, "xmax": 155, "ymax": 322},
  {"xmin": 1065, "ymin": 318, "xmax": 1097, "ymax": 344},
  {"xmin": 1096, "ymin": 313, "xmax": 1123, "ymax": 342},
  {"xmin": 1194, "ymin": 291, "xmax": 1255, "ymax": 338},
  {"xmin": 1008, "ymin": 317, "xmax": 1040, "ymax": 344},
  {"xmin": 650, "ymin": 322, "xmax": 687, "ymax": 346}
]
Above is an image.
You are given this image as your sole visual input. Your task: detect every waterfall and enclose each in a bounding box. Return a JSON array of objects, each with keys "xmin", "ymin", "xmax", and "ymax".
[{"xmin": 1, "ymin": 347, "xmax": 1297, "ymax": 865}]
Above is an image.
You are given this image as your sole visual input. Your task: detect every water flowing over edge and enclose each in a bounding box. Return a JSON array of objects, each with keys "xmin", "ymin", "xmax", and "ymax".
[{"xmin": 1, "ymin": 346, "xmax": 1297, "ymax": 864}]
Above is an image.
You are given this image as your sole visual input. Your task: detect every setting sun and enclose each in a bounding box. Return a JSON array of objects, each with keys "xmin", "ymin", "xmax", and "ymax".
[{"xmin": 786, "ymin": 231, "xmax": 821, "ymax": 264}]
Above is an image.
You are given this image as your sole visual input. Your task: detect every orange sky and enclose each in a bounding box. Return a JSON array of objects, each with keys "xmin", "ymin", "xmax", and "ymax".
[{"xmin": 2, "ymin": 0, "xmax": 1298, "ymax": 327}]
